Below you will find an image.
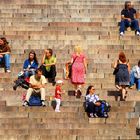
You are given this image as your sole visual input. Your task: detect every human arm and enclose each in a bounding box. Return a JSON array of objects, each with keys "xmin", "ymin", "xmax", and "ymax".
[
  {"xmin": 0, "ymin": 45, "xmax": 11, "ymax": 54},
  {"xmin": 83, "ymin": 57, "xmax": 87, "ymax": 74},
  {"xmin": 112, "ymin": 60, "xmax": 118, "ymax": 69},
  {"xmin": 94, "ymin": 101, "xmax": 101, "ymax": 106},
  {"xmin": 43, "ymin": 56, "xmax": 56, "ymax": 67},
  {"xmin": 0, "ymin": 52, "xmax": 10, "ymax": 55},
  {"xmin": 30, "ymin": 83, "xmax": 45, "ymax": 89},
  {"xmin": 23, "ymin": 60, "xmax": 30, "ymax": 71},
  {"xmin": 41, "ymin": 50, "xmax": 47, "ymax": 64},
  {"xmin": 127, "ymin": 60, "xmax": 131, "ymax": 73},
  {"xmin": 121, "ymin": 9, "xmax": 131, "ymax": 21},
  {"xmin": 29, "ymin": 76, "xmax": 47, "ymax": 89},
  {"xmin": 29, "ymin": 61, "xmax": 38, "ymax": 70},
  {"xmin": 121, "ymin": 15, "xmax": 132, "ymax": 21}
]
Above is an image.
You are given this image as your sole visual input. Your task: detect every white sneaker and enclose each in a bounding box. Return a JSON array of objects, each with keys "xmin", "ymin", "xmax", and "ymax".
[
  {"xmin": 120, "ymin": 32, "xmax": 124, "ymax": 36},
  {"xmin": 136, "ymin": 31, "xmax": 140, "ymax": 36},
  {"xmin": 89, "ymin": 113, "xmax": 94, "ymax": 118},
  {"xmin": 41, "ymin": 101, "xmax": 46, "ymax": 106},
  {"xmin": 55, "ymin": 109, "xmax": 61, "ymax": 112},
  {"xmin": 23, "ymin": 101, "xmax": 28, "ymax": 107},
  {"xmin": 6, "ymin": 70, "xmax": 11, "ymax": 73}
]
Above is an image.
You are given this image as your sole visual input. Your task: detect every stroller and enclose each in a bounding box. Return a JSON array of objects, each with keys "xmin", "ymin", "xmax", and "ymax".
[{"xmin": 13, "ymin": 71, "xmax": 29, "ymax": 90}]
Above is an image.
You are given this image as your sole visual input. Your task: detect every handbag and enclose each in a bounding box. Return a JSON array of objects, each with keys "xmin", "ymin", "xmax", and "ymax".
[
  {"xmin": 68, "ymin": 56, "xmax": 78, "ymax": 78},
  {"xmin": 113, "ymin": 60, "xmax": 119, "ymax": 75},
  {"xmin": 113, "ymin": 68, "xmax": 119, "ymax": 75}
]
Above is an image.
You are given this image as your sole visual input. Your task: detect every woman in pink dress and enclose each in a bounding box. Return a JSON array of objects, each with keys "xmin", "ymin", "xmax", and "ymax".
[{"xmin": 71, "ymin": 46, "xmax": 87, "ymax": 98}]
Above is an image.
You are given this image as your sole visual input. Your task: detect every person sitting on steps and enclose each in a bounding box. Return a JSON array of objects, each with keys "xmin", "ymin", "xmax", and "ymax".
[
  {"xmin": 23, "ymin": 50, "xmax": 38, "ymax": 78},
  {"xmin": 23, "ymin": 68, "xmax": 47, "ymax": 106},
  {"xmin": 0, "ymin": 37, "xmax": 11, "ymax": 73},
  {"xmin": 40, "ymin": 49, "xmax": 56, "ymax": 86},
  {"xmin": 119, "ymin": 1, "xmax": 140, "ymax": 36},
  {"xmin": 85, "ymin": 85, "xmax": 108, "ymax": 118},
  {"xmin": 129, "ymin": 60, "xmax": 140, "ymax": 91}
]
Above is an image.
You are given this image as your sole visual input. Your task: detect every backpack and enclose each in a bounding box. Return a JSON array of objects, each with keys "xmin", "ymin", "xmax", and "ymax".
[
  {"xmin": 95, "ymin": 100, "xmax": 111, "ymax": 117},
  {"xmin": 28, "ymin": 95, "xmax": 42, "ymax": 106}
]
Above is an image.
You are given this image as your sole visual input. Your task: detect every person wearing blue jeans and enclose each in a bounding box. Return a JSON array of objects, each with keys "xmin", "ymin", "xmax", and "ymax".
[
  {"xmin": 130, "ymin": 60, "xmax": 140, "ymax": 91},
  {"xmin": 85, "ymin": 85, "xmax": 108, "ymax": 118},
  {"xmin": 119, "ymin": 1, "xmax": 140, "ymax": 36},
  {"xmin": 0, "ymin": 54, "xmax": 10, "ymax": 71},
  {"xmin": 0, "ymin": 37, "xmax": 11, "ymax": 73},
  {"xmin": 23, "ymin": 50, "xmax": 38, "ymax": 78}
]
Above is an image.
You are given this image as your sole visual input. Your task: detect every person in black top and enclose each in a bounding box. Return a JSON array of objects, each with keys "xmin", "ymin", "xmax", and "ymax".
[{"xmin": 119, "ymin": 1, "xmax": 140, "ymax": 36}]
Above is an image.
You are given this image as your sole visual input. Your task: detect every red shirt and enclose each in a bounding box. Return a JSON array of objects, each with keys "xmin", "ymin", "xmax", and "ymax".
[{"xmin": 55, "ymin": 85, "xmax": 62, "ymax": 99}]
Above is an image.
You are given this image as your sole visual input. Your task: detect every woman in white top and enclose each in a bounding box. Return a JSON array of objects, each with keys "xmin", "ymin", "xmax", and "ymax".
[
  {"xmin": 85, "ymin": 85, "xmax": 109, "ymax": 118},
  {"xmin": 85, "ymin": 85, "xmax": 101, "ymax": 118}
]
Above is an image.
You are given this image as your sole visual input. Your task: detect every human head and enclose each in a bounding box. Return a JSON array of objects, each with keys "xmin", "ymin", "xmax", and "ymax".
[
  {"xmin": 119, "ymin": 52, "xmax": 126, "ymax": 63},
  {"xmin": 0, "ymin": 37, "xmax": 9, "ymax": 46},
  {"xmin": 35, "ymin": 68, "xmax": 42, "ymax": 79},
  {"xmin": 46, "ymin": 48, "xmax": 53, "ymax": 58},
  {"xmin": 138, "ymin": 60, "xmax": 140, "ymax": 67},
  {"xmin": 0, "ymin": 39, "xmax": 4, "ymax": 45},
  {"xmin": 28, "ymin": 50, "xmax": 38, "ymax": 63},
  {"xmin": 74, "ymin": 45, "xmax": 82, "ymax": 54},
  {"xmin": 56, "ymin": 80, "xmax": 64, "ymax": 86},
  {"xmin": 125, "ymin": 1, "xmax": 132, "ymax": 9},
  {"xmin": 86, "ymin": 85, "xmax": 95, "ymax": 95}
]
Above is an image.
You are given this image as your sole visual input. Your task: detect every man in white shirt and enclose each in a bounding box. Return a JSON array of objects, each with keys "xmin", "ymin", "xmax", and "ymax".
[{"xmin": 23, "ymin": 68, "xmax": 47, "ymax": 106}]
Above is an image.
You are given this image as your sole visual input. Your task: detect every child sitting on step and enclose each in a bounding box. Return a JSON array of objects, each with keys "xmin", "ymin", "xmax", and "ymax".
[{"xmin": 54, "ymin": 80, "xmax": 64, "ymax": 112}]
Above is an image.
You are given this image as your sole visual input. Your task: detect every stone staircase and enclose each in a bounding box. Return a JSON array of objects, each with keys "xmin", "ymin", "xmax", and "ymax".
[{"xmin": 0, "ymin": 0, "xmax": 140, "ymax": 139}]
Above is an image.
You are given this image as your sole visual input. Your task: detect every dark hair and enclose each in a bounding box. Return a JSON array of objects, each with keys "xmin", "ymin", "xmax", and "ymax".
[
  {"xmin": 138, "ymin": 60, "xmax": 140, "ymax": 66},
  {"xmin": 119, "ymin": 52, "xmax": 127, "ymax": 63},
  {"xmin": 28, "ymin": 50, "xmax": 38, "ymax": 64},
  {"xmin": 47, "ymin": 48, "xmax": 53, "ymax": 56},
  {"xmin": 36, "ymin": 68, "xmax": 42, "ymax": 74},
  {"xmin": 86, "ymin": 85, "xmax": 94, "ymax": 95},
  {"xmin": 0, "ymin": 37, "xmax": 9, "ymax": 45},
  {"xmin": 125, "ymin": 1, "xmax": 131, "ymax": 9}
]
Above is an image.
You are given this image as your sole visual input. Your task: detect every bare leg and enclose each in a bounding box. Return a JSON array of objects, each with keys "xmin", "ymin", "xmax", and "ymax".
[
  {"xmin": 122, "ymin": 88, "xmax": 126, "ymax": 100},
  {"xmin": 121, "ymin": 86, "xmax": 127, "ymax": 100}
]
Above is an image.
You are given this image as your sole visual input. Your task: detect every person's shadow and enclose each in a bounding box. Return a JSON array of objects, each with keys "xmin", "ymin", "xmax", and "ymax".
[{"xmin": 107, "ymin": 90, "xmax": 122, "ymax": 101}]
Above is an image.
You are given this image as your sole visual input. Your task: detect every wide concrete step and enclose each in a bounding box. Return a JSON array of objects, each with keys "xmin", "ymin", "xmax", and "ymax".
[
  {"xmin": 0, "ymin": 128, "xmax": 137, "ymax": 136},
  {"xmin": 0, "ymin": 135, "xmax": 138, "ymax": 140},
  {"xmin": 0, "ymin": 112, "xmax": 83, "ymax": 119}
]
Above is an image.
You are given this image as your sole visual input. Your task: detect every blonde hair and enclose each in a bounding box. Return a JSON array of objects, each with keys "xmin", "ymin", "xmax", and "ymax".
[{"xmin": 74, "ymin": 45, "xmax": 82, "ymax": 54}]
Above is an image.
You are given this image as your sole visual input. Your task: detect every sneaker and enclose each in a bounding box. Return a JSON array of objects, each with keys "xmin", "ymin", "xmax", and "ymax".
[
  {"xmin": 103, "ymin": 112, "xmax": 108, "ymax": 118},
  {"xmin": 89, "ymin": 113, "xmax": 95, "ymax": 118},
  {"xmin": 41, "ymin": 101, "xmax": 46, "ymax": 106},
  {"xmin": 120, "ymin": 32, "xmax": 124, "ymax": 36},
  {"xmin": 129, "ymin": 85, "xmax": 134, "ymax": 89},
  {"xmin": 55, "ymin": 109, "xmax": 61, "ymax": 112},
  {"xmin": 6, "ymin": 70, "xmax": 11, "ymax": 73},
  {"xmin": 136, "ymin": 31, "xmax": 140, "ymax": 36},
  {"xmin": 23, "ymin": 101, "xmax": 28, "ymax": 107}
]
